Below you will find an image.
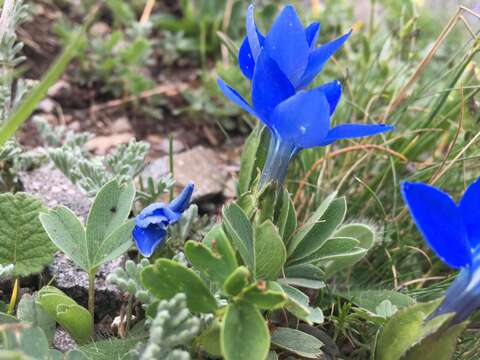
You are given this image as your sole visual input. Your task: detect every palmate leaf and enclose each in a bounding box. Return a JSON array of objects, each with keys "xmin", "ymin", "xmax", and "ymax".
[
  {"xmin": 39, "ymin": 179, "xmax": 135, "ymax": 272},
  {"xmin": 0, "ymin": 192, "xmax": 56, "ymax": 277}
]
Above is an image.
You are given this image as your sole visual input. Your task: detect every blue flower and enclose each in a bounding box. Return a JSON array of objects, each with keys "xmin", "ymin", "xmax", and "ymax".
[
  {"xmin": 401, "ymin": 179, "xmax": 480, "ymax": 324},
  {"xmin": 132, "ymin": 182, "xmax": 194, "ymax": 257},
  {"xmin": 218, "ymin": 5, "xmax": 393, "ymax": 185}
]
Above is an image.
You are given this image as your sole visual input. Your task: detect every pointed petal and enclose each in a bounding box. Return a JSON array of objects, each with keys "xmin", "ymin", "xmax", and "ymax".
[
  {"xmin": 264, "ymin": 5, "xmax": 310, "ymax": 85},
  {"xmin": 320, "ymin": 123, "xmax": 394, "ymax": 145},
  {"xmin": 459, "ymin": 177, "xmax": 480, "ymax": 250},
  {"xmin": 297, "ymin": 30, "xmax": 351, "ymax": 89},
  {"xmin": 217, "ymin": 78, "xmax": 256, "ymax": 117},
  {"xmin": 238, "ymin": 30, "xmax": 265, "ymax": 79},
  {"xmin": 305, "ymin": 22, "xmax": 320, "ymax": 47},
  {"xmin": 246, "ymin": 5, "xmax": 262, "ymax": 61},
  {"xmin": 252, "ymin": 50, "xmax": 295, "ymax": 126},
  {"xmin": 169, "ymin": 182, "xmax": 194, "ymax": 213},
  {"xmin": 272, "ymin": 87, "xmax": 330, "ymax": 149},
  {"xmin": 132, "ymin": 225, "xmax": 167, "ymax": 257},
  {"xmin": 401, "ymin": 182, "xmax": 471, "ymax": 269},
  {"xmin": 318, "ymin": 80, "xmax": 342, "ymax": 115}
]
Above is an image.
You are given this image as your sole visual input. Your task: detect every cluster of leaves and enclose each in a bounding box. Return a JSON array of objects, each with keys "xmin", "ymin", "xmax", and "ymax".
[
  {"xmin": 55, "ymin": 0, "xmax": 155, "ymax": 97},
  {"xmin": 34, "ymin": 116, "xmax": 151, "ymax": 197}
]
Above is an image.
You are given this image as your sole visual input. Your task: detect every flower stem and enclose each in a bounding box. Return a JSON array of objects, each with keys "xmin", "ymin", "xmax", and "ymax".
[{"xmin": 259, "ymin": 135, "xmax": 297, "ymax": 187}]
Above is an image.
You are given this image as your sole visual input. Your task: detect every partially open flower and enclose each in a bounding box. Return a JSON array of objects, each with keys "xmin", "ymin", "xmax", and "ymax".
[
  {"xmin": 402, "ymin": 178, "xmax": 480, "ymax": 324},
  {"xmin": 133, "ymin": 182, "xmax": 194, "ymax": 257},
  {"xmin": 218, "ymin": 5, "xmax": 393, "ymax": 185}
]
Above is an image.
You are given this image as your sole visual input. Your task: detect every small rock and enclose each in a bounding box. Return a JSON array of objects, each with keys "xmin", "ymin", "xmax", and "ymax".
[
  {"xmin": 53, "ymin": 328, "xmax": 76, "ymax": 352},
  {"xmin": 143, "ymin": 146, "xmax": 228, "ymax": 201},
  {"xmin": 111, "ymin": 117, "xmax": 133, "ymax": 134},
  {"xmin": 20, "ymin": 164, "xmax": 90, "ymax": 221},
  {"xmin": 86, "ymin": 133, "xmax": 134, "ymax": 155},
  {"xmin": 47, "ymin": 80, "xmax": 71, "ymax": 98},
  {"xmin": 38, "ymin": 98, "xmax": 56, "ymax": 113},
  {"xmin": 90, "ymin": 21, "xmax": 111, "ymax": 37}
]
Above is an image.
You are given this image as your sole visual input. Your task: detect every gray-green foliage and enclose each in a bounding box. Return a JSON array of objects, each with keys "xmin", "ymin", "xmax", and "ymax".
[
  {"xmin": 39, "ymin": 179, "xmax": 135, "ymax": 273},
  {"xmin": 138, "ymin": 293, "xmax": 201, "ymax": 360},
  {"xmin": 0, "ymin": 192, "xmax": 56, "ymax": 276},
  {"xmin": 0, "ymin": 0, "xmax": 31, "ymax": 124},
  {"xmin": 35, "ymin": 116, "xmax": 149, "ymax": 197},
  {"xmin": 107, "ymin": 259, "xmax": 154, "ymax": 306}
]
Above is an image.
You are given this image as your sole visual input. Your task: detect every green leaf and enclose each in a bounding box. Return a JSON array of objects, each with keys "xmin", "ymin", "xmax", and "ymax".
[
  {"xmin": 292, "ymin": 237, "xmax": 359, "ymax": 265},
  {"xmin": 141, "ymin": 259, "xmax": 217, "ymax": 313},
  {"xmin": 40, "ymin": 180, "xmax": 135, "ymax": 272},
  {"xmin": 75, "ymin": 338, "xmax": 139, "ymax": 360},
  {"xmin": 185, "ymin": 239, "xmax": 237, "ymax": 288},
  {"xmin": 86, "ymin": 179, "xmax": 135, "ymax": 268},
  {"xmin": 0, "ymin": 192, "xmax": 56, "ymax": 277},
  {"xmin": 341, "ymin": 290, "xmax": 415, "ymax": 313},
  {"xmin": 240, "ymin": 283, "xmax": 287, "ymax": 310},
  {"xmin": 271, "ymin": 327, "xmax": 324, "ymax": 359},
  {"xmin": 277, "ymin": 189, "xmax": 297, "ymax": 242},
  {"xmin": 284, "ymin": 264, "xmax": 324, "ymax": 280},
  {"xmin": 16, "ymin": 294, "xmax": 56, "ymax": 344},
  {"xmin": 203, "ymin": 224, "xmax": 238, "ymax": 272},
  {"xmin": 324, "ymin": 223, "xmax": 376, "ymax": 277},
  {"xmin": 221, "ymin": 302, "xmax": 270, "ymax": 360},
  {"xmin": 238, "ymin": 125, "xmax": 268, "ymax": 195},
  {"xmin": 222, "ymin": 202, "xmax": 254, "ymax": 270},
  {"xmin": 277, "ymin": 277, "xmax": 325, "ymax": 290},
  {"xmin": 375, "ymin": 299, "xmax": 452, "ymax": 360},
  {"xmin": 254, "ymin": 221, "xmax": 286, "ymax": 280},
  {"xmin": 277, "ymin": 283, "xmax": 323, "ymax": 324},
  {"xmin": 1, "ymin": 327, "xmax": 51, "ymax": 360},
  {"xmin": 198, "ymin": 321, "xmax": 222, "ymax": 357},
  {"xmin": 0, "ymin": 28, "xmax": 85, "ymax": 146},
  {"xmin": 289, "ymin": 197, "xmax": 346, "ymax": 262},
  {"xmin": 403, "ymin": 320, "xmax": 468, "ymax": 360},
  {"xmin": 36, "ymin": 286, "xmax": 93, "ymax": 345},
  {"xmin": 39, "ymin": 206, "xmax": 89, "ymax": 271},
  {"xmin": 223, "ymin": 266, "xmax": 251, "ymax": 296}
]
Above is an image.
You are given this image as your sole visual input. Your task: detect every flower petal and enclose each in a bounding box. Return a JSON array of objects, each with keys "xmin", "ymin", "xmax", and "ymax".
[
  {"xmin": 169, "ymin": 182, "xmax": 195, "ymax": 213},
  {"xmin": 217, "ymin": 78, "xmax": 256, "ymax": 117},
  {"xmin": 238, "ymin": 31, "xmax": 265, "ymax": 79},
  {"xmin": 320, "ymin": 123, "xmax": 394, "ymax": 145},
  {"xmin": 246, "ymin": 5, "xmax": 262, "ymax": 61},
  {"xmin": 297, "ymin": 30, "xmax": 351, "ymax": 89},
  {"xmin": 132, "ymin": 225, "xmax": 167, "ymax": 257},
  {"xmin": 272, "ymin": 87, "xmax": 331, "ymax": 149},
  {"xmin": 318, "ymin": 80, "xmax": 342, "ymax": 115},
  {"xmin": 305, "ymin": 22, "xmax": 320, "ymax": 47},
  {"xmin": 401, "ymin": 182, "xmax": 471, "ymax": 269},
  {"xmin": 252, "ymin": 50, "xmax": 295, "ymax": 126},
  {"xmin": 264, "ymin": 5, "xmax": 310, "ymax": 85},
  {"xmin": 459, "ymin": 177, "xmax": 480, "ymax": 250}
]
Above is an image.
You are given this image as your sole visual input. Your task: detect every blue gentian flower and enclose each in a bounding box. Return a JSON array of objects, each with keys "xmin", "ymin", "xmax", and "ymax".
[
  {"xmin": 401, "ymin": 179, "xmax": 480, "ymax": 324},
  {"xmin": 132, "ymin": 182, "xmax": 194, "ymax": 257},
  {"xmin": 218, "ymin": 5, "xmax": 393, "ymax": 185}
]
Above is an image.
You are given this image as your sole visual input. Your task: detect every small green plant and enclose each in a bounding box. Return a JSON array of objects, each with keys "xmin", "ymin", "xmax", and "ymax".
[{"xmin": 39, "ymin": 179, "xmax": 136, "ymax": 319}]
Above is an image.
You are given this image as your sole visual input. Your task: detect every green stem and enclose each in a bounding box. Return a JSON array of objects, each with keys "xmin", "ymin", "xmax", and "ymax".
[
  {"xmin": 7, "ymin": 278, "xmax": 19, "ymax": 314},
  {"xmin": 88, "ymin": 270, "xmax": 95, "ymax": 320}
]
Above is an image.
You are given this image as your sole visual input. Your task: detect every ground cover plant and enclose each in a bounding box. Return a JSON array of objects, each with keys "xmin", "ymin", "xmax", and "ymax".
[{"xmin": 1, "ymin": 0, "xmax": 480, "ymax": 359}]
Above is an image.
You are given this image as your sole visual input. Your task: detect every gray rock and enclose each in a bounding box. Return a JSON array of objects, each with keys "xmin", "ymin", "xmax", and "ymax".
[
  {"xmin": 19, "ymin": 164, "xmax": 90, "ymax": 221},
  {"xmin": 53, "ymin": 328, "xmax": 76, "ymax": 352},
  {"xmin": 143, "ymin": 146, "xmax": 228, "ymax": 201}
]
